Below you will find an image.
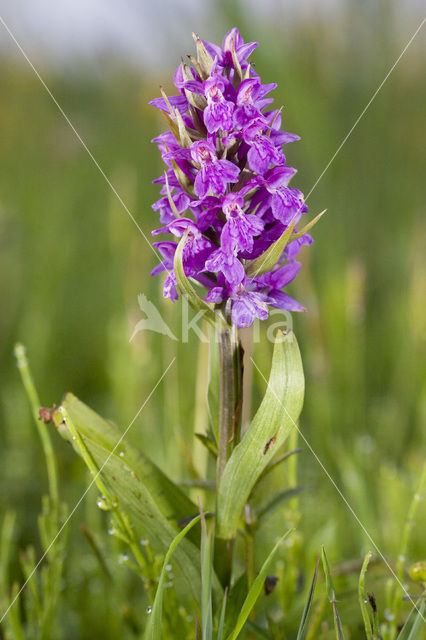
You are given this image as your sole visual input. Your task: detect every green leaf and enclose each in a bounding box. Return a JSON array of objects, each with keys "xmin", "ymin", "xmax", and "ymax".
[
  {"xmin": 216, "ymin": 588, "xmax": 228, "ymax": 640},
  {"xmin": 289, "ymin": 209, "xmax": 327, "ymax": 242},
  {"xmin": 321, "ymin": 547, "xmax": 335, "ymax": 603},
  {"xmin": 52, "ymin": 393, "xmax": 220, "ymax": 607},
  {"xmin": 223, "ymin": 572, "xmax": 248, "ymax": 639},
  {"xmin": 358, "ymin": 552, "xmax": 373, "ymax": 640},
  {"xmin": 164, "ymin": 171, "xmax": 180, "ymax": 218},
  {"xmin": 321, "ymin": 548, "xmax": 346, "ymax": 640},
  {"xmin": 192, "ymin": 32, "xmax": 214, "ymax": 78},
  {"xmin": 144, "ymin": 515, "xmax": 201, "ymax": 640},
  {"xmin": 245, "ymin": 219, "xmax": 296, "ymax": 277},
  {"xmin": 296, "ymin": 556, "xmax": 320, "ymax": 640},
  {"xmin": 226, "ymin": 530, "xmax": 291, "ymax": 640},
  {"xmin": 173, "ymin": 232, "xmax": 220, "ymax": 326},
  {"xmin": 195, "ymin": 433, "xmax": 218, "ymax": 459},
  {"xmin": 200, "ymin": 512, "xmax": 214, "ymax": 640},
  {"xmin": 217, "ymin": 331, "xmax": 304, "ymax": 539},
  {"xmin": 396, "ymin": 598, "xmax": 425, "ymax": 640}
]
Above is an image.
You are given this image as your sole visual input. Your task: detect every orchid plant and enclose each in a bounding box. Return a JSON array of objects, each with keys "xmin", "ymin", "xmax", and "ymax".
[{"xmin": 6, "ymin": 27, "xmax": 424, "ymax": 640}]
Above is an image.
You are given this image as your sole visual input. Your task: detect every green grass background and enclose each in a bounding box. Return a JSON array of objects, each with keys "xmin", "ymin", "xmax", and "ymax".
[{"xmin": 0, "ymin": 1, "xmax": 424, "ymax": 637}]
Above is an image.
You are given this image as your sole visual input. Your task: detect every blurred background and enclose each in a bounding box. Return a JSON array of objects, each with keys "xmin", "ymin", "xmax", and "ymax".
[{"xmin": 0, "ymin": 0, "xmax": 425, "ymax": 636}]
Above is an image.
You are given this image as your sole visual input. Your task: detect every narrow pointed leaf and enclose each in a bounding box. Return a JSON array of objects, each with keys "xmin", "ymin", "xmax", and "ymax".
[
  {"xmin": 223, "ymin": 572, "xmax": 248, "ymax": 639},
  {"xmin": 174, "ymin": 107, "xmax": 193, "ymax": 148},
  {"xmin": 195, "ymin": 433, "xmax": 218, "ymax": 459},
  {"xmin": 160, "ymin": 109, "xmax": 180, "ymax": 142},
  {"xmin": 226, "ymin": 530, "xmax": 291, "ymax": 640},
  {"xmin": 217, "ymin": 331, "xmax": 304, "ymax": 539},
  {"xmin": 200, "ymin": 513, "xmax": 214, "ymax": 640},
  {"xmin": 193, "ymin": 32, "xmax": 213, "ymax": 78},
  {"xmin": 296, "ymin": 556, "xmax": 320, "ymax": 640},
  {"xmin": 245, "ymin": 219, "xmax": 297, "ymax": 277},
  {"xmin": 290, "ymin": 210, "xmax": 327, "ymax": 242},
  {"xmin": 358, "ymin": 552, "xmax": 373, "ymax": 640},
  {"xmin": 144, "ymin": 515, "xmax": 201, "ymax": 640},
  {"xmin": 396, "ymin": 598, "xmax": 425, "ymax": 640},
  {"xmin": 216, "ymin": 588, "xmax": 228, "ymax": 640},
  {"xmin": 164, "ymin": 171, "xmax": 180, "ymax": 218},
  {"xmin": 321, "ymin": 548, "xmax": 346, "ymax": 640}
]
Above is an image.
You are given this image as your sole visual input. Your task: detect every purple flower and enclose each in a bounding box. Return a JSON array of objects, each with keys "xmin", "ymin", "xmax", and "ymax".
[
  {"xmin": 205, "ymin": 279, "xmax": 269, "ymax": 328},
  {"xmin": 148, "ymin": 94, "xmax": 188, "ymax": 115},
  {"xmin": 233, "ymin": 78, "xmax": 277, "ymax": 128},
  {"xmin": 191, "ymin": 140, "xmax": 240, "ymax": 198},
  {"xmin": 153, "ymin": 218, "xmax": 214, "ymax": 270},
  {"xmin": 221, "ymin": 193, "xmax": 264, "ymax": 253},
  {"xmin": 149, "ymin": 28, "xmax": 317, "ymax": 327},
  {"xmin": 204, "ymin": 249, "xmax": 245, "ymax": 285},
  {"xmin": 242, "ymin": 118, "xmax": 285, "ymax": 174},
  {"xmin": 203, "ymin": 28, "xmax": 258, "ymax": 75},
  {"xmin": 152, "ymin": 191, "xmax": 191, "ymax": 224},
  {"xmin": 255, "ymin": 262, "xmax": 305, "ymax": 311},
  {"xmin": 203, "ymin": 74, "xmax": 235, "ymax": 133}
]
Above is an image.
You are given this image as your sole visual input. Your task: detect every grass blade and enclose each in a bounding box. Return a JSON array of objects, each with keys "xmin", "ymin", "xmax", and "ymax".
[
  {"xmin": 321, "ymin": 547, "xmax": 346, "ymax": 640},
  {"xmin": 144, "ymin": 515, "xmax": 201, "ymax": 640},
  {"xmin": 396, "ymin": 598, "xmax": 425, "ymax": 640},
  {"xmin": 216, "ymin": 588, "xmax": 228, "ymax": 640},
  {"xmin": 200, "ymin": 503, "xmax": 214, "ymax": 640},
  {"xmin": 296, "ymin": 555, "xmax": 320, "ymax": 640},
  {"xmin": 226, "ymin": 529, "xmax": 292, "ymax": 640},
  {"xmin": 358, "ymin": 551, "xmax": 373, "ymax": 640}
]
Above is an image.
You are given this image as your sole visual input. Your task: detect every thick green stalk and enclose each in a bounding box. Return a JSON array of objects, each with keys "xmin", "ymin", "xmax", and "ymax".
[
  {"xmin": 14, "ymin": 343, "xmax": 59, "ymax": 510},
  {"xmin": 215, "ymin": 326, "xmax": 242, "ymax": 587},
  {"xmin": 216, "ymin": 327, "xmax": 242, "ymax": 485}
]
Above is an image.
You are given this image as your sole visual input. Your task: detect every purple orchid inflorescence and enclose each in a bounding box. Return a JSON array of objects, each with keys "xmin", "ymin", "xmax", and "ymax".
[{"xmin": 149, "ymin": 28, "xmax": 314, "ymax": 328}]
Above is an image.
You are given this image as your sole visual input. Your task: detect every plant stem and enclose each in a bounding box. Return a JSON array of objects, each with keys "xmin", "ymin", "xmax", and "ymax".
[
  {"xmin": 14, "ymin": 343, "xmax": 59, "ymax": 511},
  {"xmin": 216, "ymin": 327, "xmax": 242, "ymax": 485},
  {"xmin": 215, "ymin": 326, "xmax": 242, "ymax": 586}
]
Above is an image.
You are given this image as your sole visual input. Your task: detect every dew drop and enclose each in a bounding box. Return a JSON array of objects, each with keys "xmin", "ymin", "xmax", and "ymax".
[
  {"xmin": 146, "ymin": 606, "xmax": 152, "ymax": 615},
  {"xmin": 165, "ymin": 564, "xmax": 172, "ymax": 572},
  {"xmin": 118, "ymin": 553, "xmax": 129, "ymax": 565},
  {"xmin": 72, "ymin": 436, "xmax": 76, "ymax": 441},
  {"xmin": 119, "ymin": 451, "xmax": 125, "ymax": 458},
  {"xmin": 140, "ymin": 538, "xmax": 149, "ymax": 546}
]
